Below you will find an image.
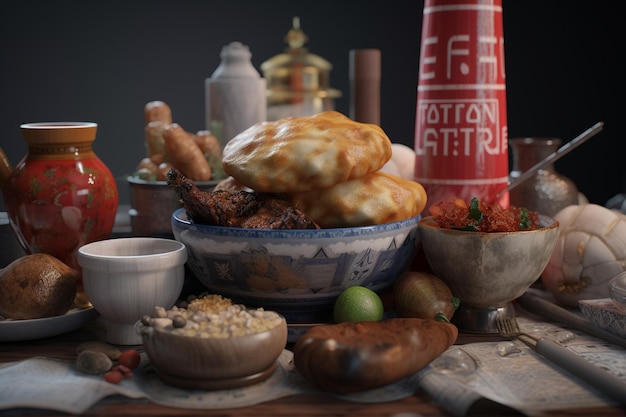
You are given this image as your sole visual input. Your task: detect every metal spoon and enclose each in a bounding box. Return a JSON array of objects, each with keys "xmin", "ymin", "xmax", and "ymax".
[{"xmin": 493, "ymin": 121, "xmax": 604, "ymax": 202}]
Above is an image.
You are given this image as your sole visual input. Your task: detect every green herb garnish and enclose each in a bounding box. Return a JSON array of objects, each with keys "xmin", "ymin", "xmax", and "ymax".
[
  {"xmin": 453, "ymin": 197, "xmax": 483, "ymax": 231},
  {"xmin": 468, "ymin": 197, "xmax": 482, "ymax": 221},
  {"xmin": 519, "ymin": 207, "xmax": 531, "ymax": 229}
]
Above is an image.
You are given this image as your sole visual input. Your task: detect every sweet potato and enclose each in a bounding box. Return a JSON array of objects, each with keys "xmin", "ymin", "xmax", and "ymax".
[
  {"xmin": 193, "ymin": 130, "xmax": 221, "ymax": 157},
  {"xmin": 144, "ymin": 100, "xmax": 172, "ymax": 124},
  {"xmin": 194, "ymin": 130, "xmax": 225, "ymax": 180},
  {"xmin": 293, "ymin": 317, "xmax": 458, "ymax": 393},
  {"xmin": 134, "ymin": 157, "xmax": 159, "ymax": 180},
  {"xmin": 144, "ymin": 121, "xmax": 167, "ymax": 165},
  {"xmin": 162, "ymin": 123, "xmax": 211, "ymax": 181},
  {"xmin": 156, "ymin": 162, "xmax": 174, "ymax": 181}
]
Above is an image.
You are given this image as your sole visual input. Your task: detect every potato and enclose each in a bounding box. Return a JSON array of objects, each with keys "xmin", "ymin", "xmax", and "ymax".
[{"xmin": 0, "ymin": 253, "xmax": 78, "ymax": 319}]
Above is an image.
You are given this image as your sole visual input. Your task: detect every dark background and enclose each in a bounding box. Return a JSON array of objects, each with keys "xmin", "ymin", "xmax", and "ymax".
[{"xmin": 0, "ymin": 0, "xmax": 622, "ymax": 211}]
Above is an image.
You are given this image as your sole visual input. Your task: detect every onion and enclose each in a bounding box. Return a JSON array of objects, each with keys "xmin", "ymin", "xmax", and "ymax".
[{"xmin": 393, "ymin": 271, "xmax": 459, "ymax": 322}]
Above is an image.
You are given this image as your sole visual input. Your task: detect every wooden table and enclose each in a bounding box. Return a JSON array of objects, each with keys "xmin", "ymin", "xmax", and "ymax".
[{"xmin": 1, "ymin": 315, "xmax": 624, "ymax": 417}]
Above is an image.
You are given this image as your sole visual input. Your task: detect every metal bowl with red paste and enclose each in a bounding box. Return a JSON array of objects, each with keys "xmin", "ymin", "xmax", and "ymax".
[{"xmin": 428, "ymin": 197, "xmax": 542, "ymax": 232}]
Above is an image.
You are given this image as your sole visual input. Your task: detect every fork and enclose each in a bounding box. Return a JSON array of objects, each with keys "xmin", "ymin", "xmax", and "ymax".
[{"xmin": 496, "ymin": 316, "xmax": 626, "ymax": 406}]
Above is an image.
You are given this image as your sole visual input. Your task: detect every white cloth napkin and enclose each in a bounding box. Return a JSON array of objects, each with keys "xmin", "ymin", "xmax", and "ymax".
[{"xmin": 0, "ymin": 350, "xmax": 422, "ymax": 414}]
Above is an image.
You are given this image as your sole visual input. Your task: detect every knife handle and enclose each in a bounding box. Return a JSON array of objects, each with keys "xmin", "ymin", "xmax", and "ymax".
[
  {"xmin": 536, "ymin": 338, "xmax": 626, "ymax": 406},
  {"xmin": 520, "ymin": 292, "xmax": 626, "ymax": 349}
]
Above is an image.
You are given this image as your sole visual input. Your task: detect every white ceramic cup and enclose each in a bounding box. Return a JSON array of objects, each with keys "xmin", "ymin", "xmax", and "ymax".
[{"xmin": 77, "ymin": 237, "xmax": 187, "ymax": 345}]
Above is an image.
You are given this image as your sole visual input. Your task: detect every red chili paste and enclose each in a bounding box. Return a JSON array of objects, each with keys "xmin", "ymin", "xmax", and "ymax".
[{"xmin": 428, "ymin": 197, "xmax": 541, "ymax": 232}]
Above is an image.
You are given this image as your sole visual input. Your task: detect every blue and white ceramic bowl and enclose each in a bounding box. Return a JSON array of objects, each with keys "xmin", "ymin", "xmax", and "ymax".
[{"xmin": 171, "ymin": 208, "xmax": 420, "ymax": 323}]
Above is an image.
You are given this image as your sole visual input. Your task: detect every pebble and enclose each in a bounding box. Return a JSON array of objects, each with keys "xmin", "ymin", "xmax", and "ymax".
[
  {"xmin": 75, "ymin": 350, "xmax": 113, "ymax": 374},
  {"xmin": 495, "ymin": 341, "xmax": 521, "ymax": 357},
  {"xmin": 554, "ymin": 330, "xmax": 576, "ymax": 343},
  {"xmin": 172, "ymin": 316, "xmax": 186, "ymax": 328},
  {"xmin": 75, "ymin": 341, "xmax": 121, "ymax": 360}
]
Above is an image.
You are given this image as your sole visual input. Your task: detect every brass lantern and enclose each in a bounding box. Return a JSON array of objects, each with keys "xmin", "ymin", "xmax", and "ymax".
[{"xmin": 261, "ymin": 17, "xmax": 342, "ymax": 120}]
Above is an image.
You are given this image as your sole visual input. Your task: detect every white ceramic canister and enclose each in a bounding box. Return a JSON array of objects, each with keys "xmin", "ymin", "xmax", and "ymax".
[{"xmin": 205, "ymin": 41, "xmax": 267, "ymax": 148}]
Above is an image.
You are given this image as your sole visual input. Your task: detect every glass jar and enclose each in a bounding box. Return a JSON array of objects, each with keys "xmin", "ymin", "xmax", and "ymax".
[
  {"xmin": 2, "ymin": 122, "xmax": 119, "ymax": 288},
  {"xmin": 509, "ymin": 137, "xmax": 579, "ymax": 216}
]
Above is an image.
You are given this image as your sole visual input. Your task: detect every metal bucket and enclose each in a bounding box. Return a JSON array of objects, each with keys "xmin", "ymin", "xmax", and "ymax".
[{"xmin": 127, "ymin": 176, "xmax": 218, "ymax": 237}]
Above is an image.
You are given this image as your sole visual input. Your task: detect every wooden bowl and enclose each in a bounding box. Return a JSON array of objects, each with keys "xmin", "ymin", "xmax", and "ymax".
[{"xmin": 139, "ymin": 303, "xmax": 287, "ymax": 390}]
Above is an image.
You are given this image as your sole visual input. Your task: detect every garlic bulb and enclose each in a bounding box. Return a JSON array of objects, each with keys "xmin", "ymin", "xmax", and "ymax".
[{"xmin": 541, "ymin": 204, "xmax": 626, "ymax": 307}]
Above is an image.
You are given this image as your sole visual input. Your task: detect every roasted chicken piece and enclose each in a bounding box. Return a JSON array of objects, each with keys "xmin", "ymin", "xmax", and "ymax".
[{"xmin": 167, "ymin": 169, "xmax": 319, "ymax": 229}]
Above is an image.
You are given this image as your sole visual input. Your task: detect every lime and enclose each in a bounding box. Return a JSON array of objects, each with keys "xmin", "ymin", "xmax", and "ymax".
[{"xmin": 333, "ymin": 286, "xmax": 384, "ymax": 323}]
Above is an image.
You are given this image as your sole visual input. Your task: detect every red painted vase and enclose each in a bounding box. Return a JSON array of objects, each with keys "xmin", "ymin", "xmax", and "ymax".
[{"xmin": 1, "ymin": 122, "xmax": 119, "ymax": 290}]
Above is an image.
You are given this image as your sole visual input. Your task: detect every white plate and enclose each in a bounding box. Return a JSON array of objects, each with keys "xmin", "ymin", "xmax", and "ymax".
[{"xmin": 0, "ymin": 307, "xmax": 99, "ymax": 342}]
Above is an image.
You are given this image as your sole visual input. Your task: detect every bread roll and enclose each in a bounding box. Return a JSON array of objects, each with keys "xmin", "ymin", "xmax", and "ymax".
[
  {"xmin": 0, "ymin": 254, "xmax": 77, "ymax": 320},
  {"xmin": 222, "ymin": 111, "xmax": 392, "ymax": 193},
  {"xmin": 285, "ymin": 171, "xmax": 427, "ymax": 228}
]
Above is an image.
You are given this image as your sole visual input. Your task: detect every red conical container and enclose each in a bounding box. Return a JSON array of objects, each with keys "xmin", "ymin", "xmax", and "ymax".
[
  {"xmin": 2, "ymin": 122, "xmax": 119, "ymax": 294},
  {"xmin": 414, "ymin": 0, "xmax": 509, "ymax": 211}
]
